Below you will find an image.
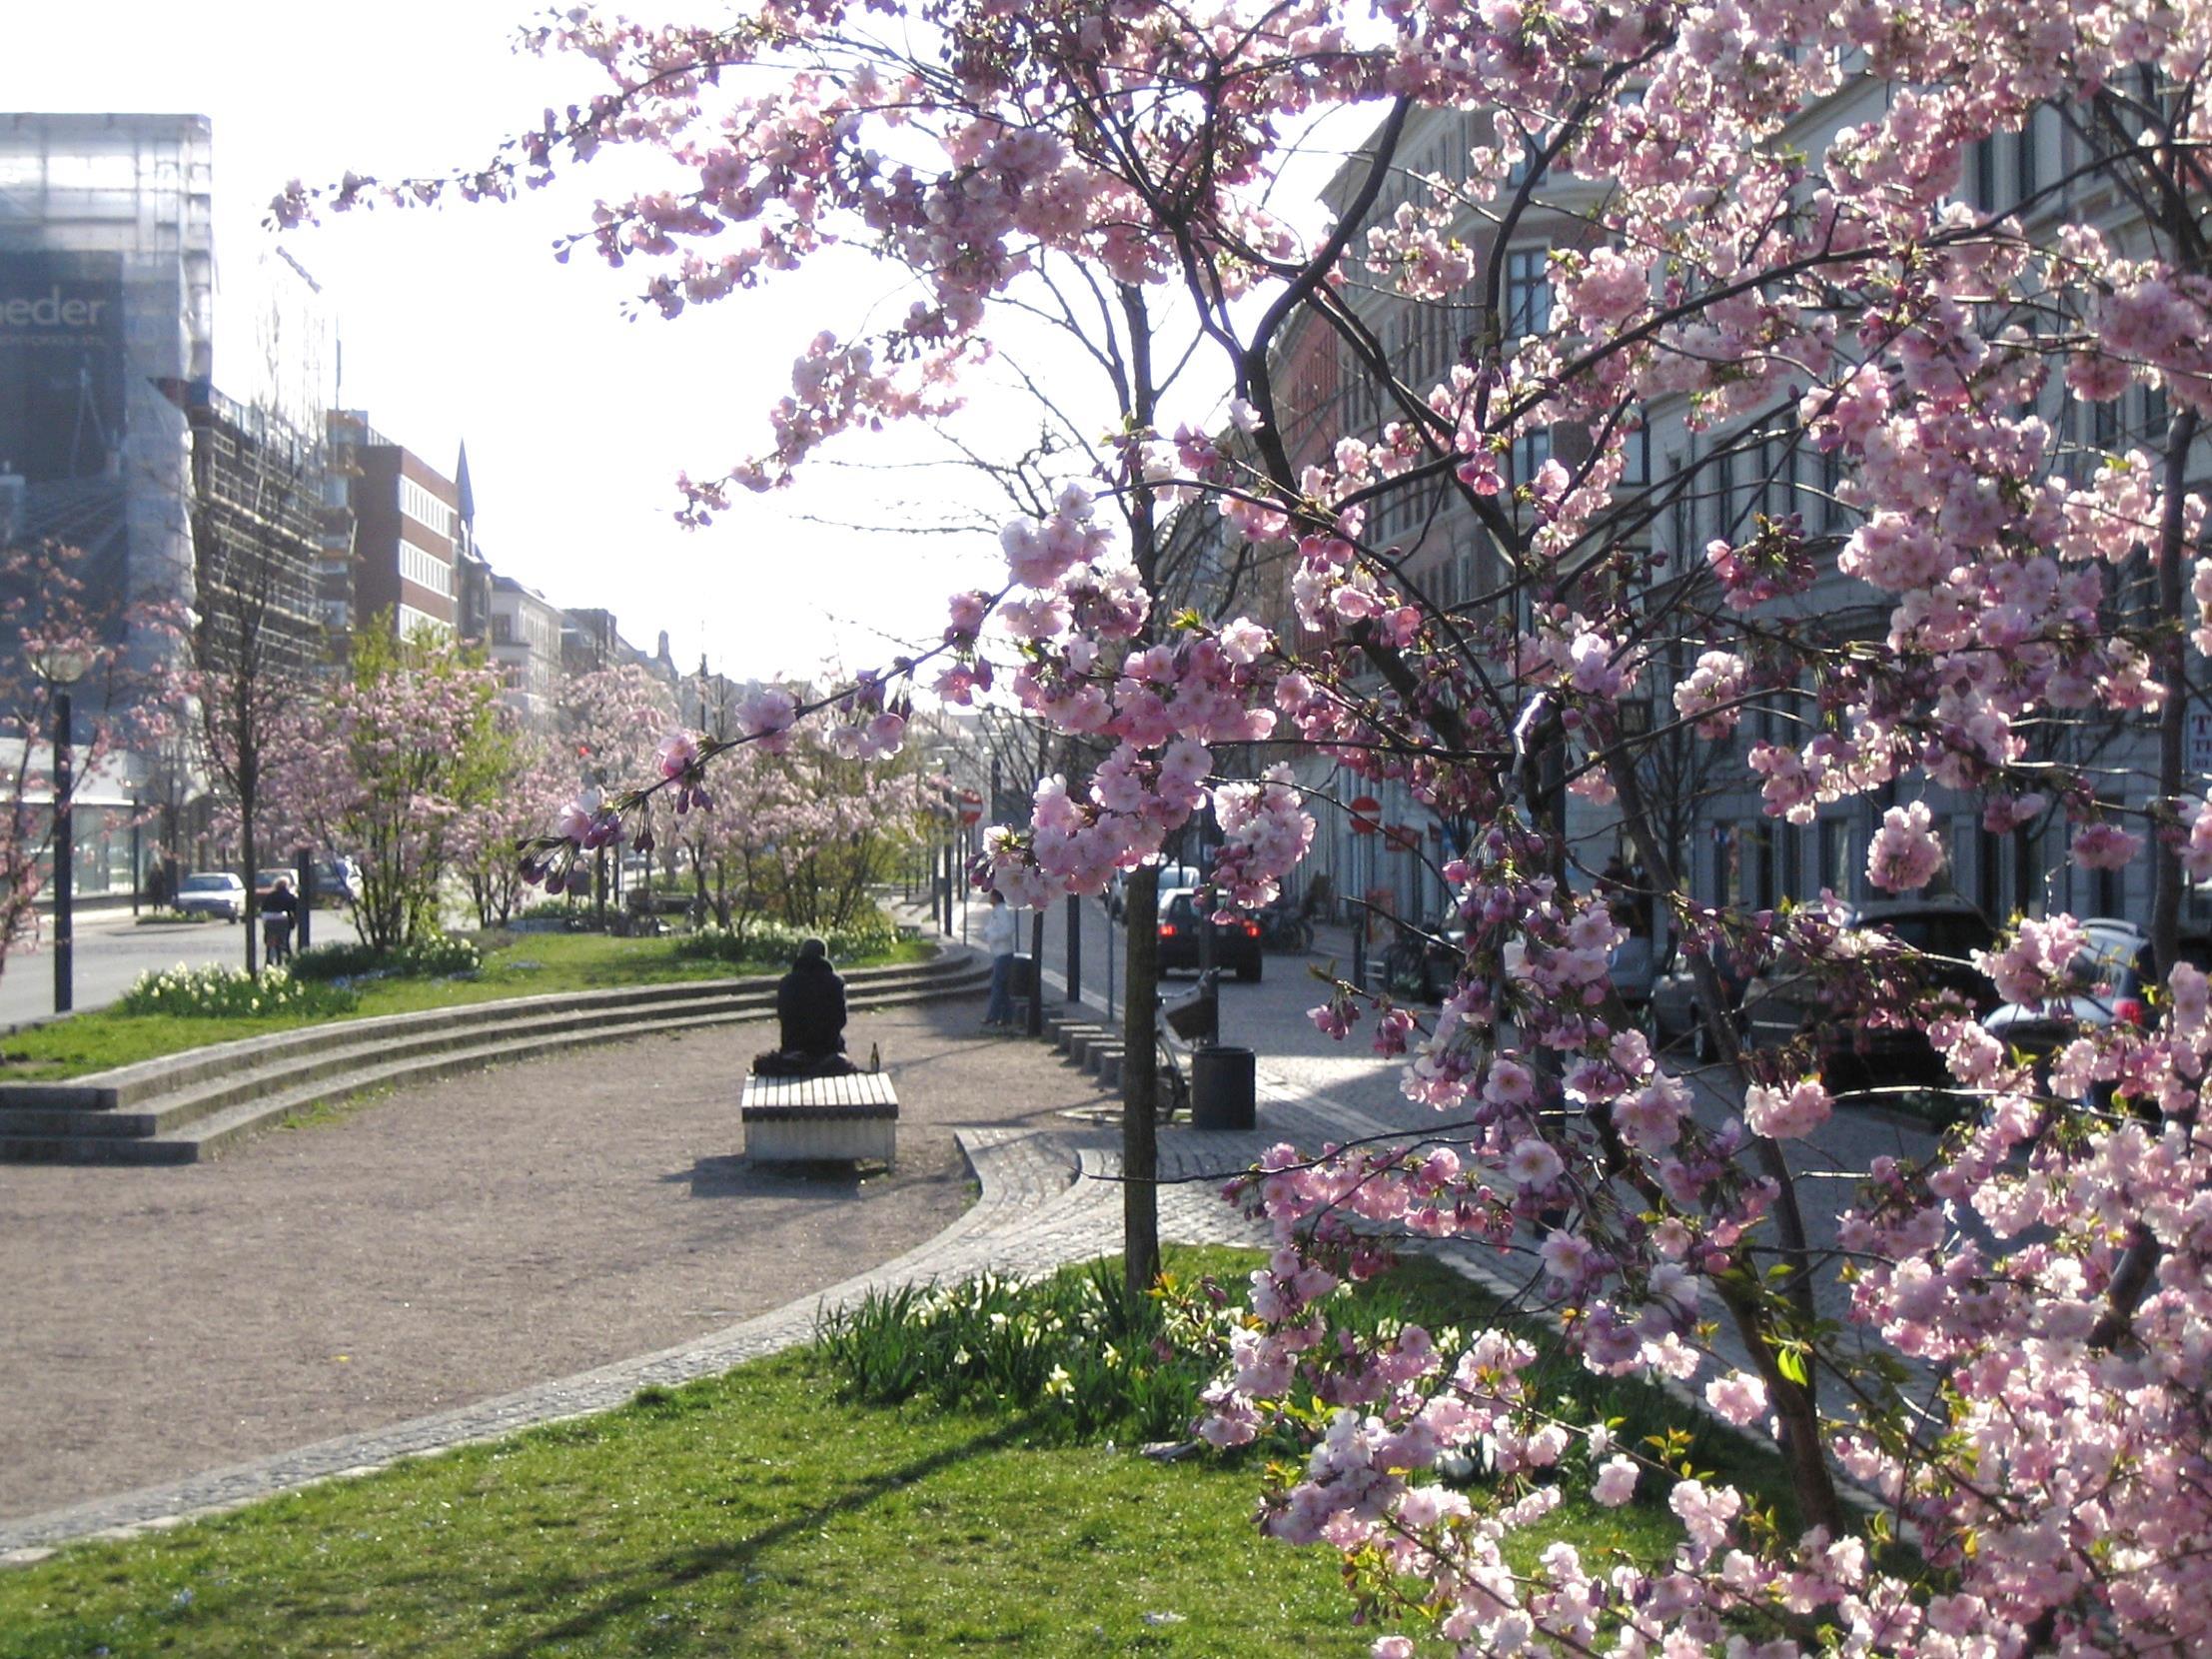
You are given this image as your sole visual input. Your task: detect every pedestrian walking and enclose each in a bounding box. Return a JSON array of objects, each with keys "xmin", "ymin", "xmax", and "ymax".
[
  {"xmin": 260, "ymin": 876, "xmax": 299, "ymax": 965},
  {"xmin": 982, "ymin": 890, "xmax": 1020, "ymax": 1029}
]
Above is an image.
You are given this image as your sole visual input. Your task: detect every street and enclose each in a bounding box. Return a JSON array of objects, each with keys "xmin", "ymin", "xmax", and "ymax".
[{"xmin": 0, "ymin": 904, "xmax": 361, "ymax": 1029}]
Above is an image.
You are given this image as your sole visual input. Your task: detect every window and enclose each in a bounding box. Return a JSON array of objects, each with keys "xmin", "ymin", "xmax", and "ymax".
[
  {"xmin": 400, "ymin": 476, "xmax": 452, "ymax": 541},
  {"xmin": 1818, "ymin": 446, "xmax": 1845, "ymax": 533},
  {"xmin": 1621, "ymin": 416, "xmax": 1651, "ymax": 488},
  {"xmin": 396, "ymin": 602, "xmax": 452, "ymax": 643},
  {"xmin": 399, "ymin": 541, "xmax": 453, "ymax": 599},
  {"xmin": 1511, "ymin": 425, "xmax": 1552, "ymax": 487},
  {"xmin": 1818, "ymin": 817, "xmax": 1857, "ymax": 902},
  {"xmin": 1666, "ymin": 451, "xmax": 1693, "ymax": 559},
  {"xmin": 1504, "ymin": 247, "xmax": 1551, "ymax": 339}
]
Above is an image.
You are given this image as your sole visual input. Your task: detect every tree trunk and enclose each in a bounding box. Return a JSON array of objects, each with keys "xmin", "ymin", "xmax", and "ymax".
[
  {"xmin": 1115, "ymin": 279, "xmax": 1166, "ymax": 1292},
  {"xmin": 241, "ymin": 789, "xmax": 259, "ymax": 978},
  {"xmin": 1120, "ymin": 863, "xmax": 1162, "ymax": 1297}
]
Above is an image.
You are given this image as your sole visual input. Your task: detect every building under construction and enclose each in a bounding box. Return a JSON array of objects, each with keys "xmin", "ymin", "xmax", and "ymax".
[{"xmin": 0, "ymin": 113, "xmax": 331, "ymax": 703}]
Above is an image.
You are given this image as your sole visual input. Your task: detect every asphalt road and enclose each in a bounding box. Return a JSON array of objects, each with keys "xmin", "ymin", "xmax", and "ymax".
[{"xmin": 0, "ymin": 903, "xmax": 362, "ymax": 1029}]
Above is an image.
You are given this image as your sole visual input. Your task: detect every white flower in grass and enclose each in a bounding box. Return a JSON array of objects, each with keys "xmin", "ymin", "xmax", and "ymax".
[{"xmin": 1044, "ymin": 1364, "xmax": 1074, "ymax": 1401}]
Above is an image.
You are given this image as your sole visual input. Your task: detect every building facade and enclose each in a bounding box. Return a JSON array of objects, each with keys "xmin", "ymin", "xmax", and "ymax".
[
  {"xmin": 490, "ymin": 575, "xmax": 560, "ymax": 729},
  {"xmin": 0, "ymin": 113, "xmax": 213, "ymax": 711},
  {"xmin": 328, "ymin": 410, "xmax": 459, "ymax": 644}
]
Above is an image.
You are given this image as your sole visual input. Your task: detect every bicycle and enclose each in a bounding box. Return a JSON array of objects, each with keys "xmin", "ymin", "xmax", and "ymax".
[
  {"xmin": 1258, "ymin": 898, "xmax": 1314, "ymax": 953},
  {"xmin": 1154, "ymin": 1026, "xmax": 1192, "ymax": 1122},
  {"xmin": 1154, "ymin": 978, "xmax": 1216, "ymax": 1123}
]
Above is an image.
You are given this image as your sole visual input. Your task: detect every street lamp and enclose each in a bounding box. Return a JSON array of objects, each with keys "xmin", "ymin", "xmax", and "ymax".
[{"xmin": 32, "ymin": 645, "xmax": 91, "ymax": 1015}]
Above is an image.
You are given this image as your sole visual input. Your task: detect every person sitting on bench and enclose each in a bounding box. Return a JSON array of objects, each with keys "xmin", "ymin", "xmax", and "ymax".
[{"xmin": 760, "ymin": 937, "xmax": 850, "ymax": 1074}]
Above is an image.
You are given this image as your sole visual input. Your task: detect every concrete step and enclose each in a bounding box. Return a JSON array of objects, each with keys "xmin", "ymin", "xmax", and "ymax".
[
  {"xmin": 0, "ymin": 957, "xmax": 991, "ymax": 1164},
  {"xmin": 72, "ymin": 953, "xmax": 970, "ymax": 1110}
]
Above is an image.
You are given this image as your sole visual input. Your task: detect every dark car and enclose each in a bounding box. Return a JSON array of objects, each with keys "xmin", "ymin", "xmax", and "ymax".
[
  {"xmin": 1741, "ymin": 897, "xmax": 2001, "ymax": 1085},
  {"xmin": 1157, "ymin": 887, "xmax": 1263, "ymax": 981}
]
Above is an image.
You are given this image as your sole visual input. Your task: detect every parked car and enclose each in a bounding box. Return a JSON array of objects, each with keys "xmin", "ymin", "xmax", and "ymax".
[
  {"xmin": 1108, "ymin": 862, "xmax": 1205, "ymax": 920},
  {"xmin": 308, "ymin": 856, "xmax": 363, "ymax": 906},
  {"xmin": 1157, "ymin": 886, "xmax": 1263, "ymax": 981},
  {"xmin": 1741, "ymin": 897, "xmax": 2001, "ymax": 1085},
  {"xmin": 1982, "ymin": 921, "xmax": 2212, "ymax": 1062},
  {"xmin": 174, "ymin": 870, "xmax": 248, "ymax": 922},
  {"xmin": 1648, "ymin": 940, "xmax": 1761, "ymax": 1060},
  {"xmin": 254, "ymin": 868, "xmax": 298, "ymax": 904}
]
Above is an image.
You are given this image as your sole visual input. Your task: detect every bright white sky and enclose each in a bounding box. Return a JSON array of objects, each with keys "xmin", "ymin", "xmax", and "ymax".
[{"xmin": 4, "ymin": 0, "xmax": 1301, "ymax": 684}]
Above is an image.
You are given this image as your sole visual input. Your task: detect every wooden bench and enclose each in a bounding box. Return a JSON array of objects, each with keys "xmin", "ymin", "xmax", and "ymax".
[{"xmin": 741, "ymin": 1070, "xmax": 898, "ymax": 1164}]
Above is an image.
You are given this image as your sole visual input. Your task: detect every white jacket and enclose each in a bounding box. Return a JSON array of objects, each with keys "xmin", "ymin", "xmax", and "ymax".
[{"xmin": 982, "ymin": 903, "xmax": 1020, "ymax": 956}]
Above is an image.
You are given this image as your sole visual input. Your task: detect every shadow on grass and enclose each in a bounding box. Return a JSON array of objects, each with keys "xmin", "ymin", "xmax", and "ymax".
[{"xmin": 484, "ymin": 1406, "xmax": 1050, "ymax": 1658}]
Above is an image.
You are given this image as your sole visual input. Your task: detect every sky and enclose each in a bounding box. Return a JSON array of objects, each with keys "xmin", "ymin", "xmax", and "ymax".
[{"xmin": 2, "ymin": 0, "xmax": 1247, "ymax": 686}]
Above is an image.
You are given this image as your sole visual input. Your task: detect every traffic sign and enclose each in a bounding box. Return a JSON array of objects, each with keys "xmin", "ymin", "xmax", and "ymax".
[{"xmin": 1348, "ymin": 795, "xmax": 1382, "ymax": 834}]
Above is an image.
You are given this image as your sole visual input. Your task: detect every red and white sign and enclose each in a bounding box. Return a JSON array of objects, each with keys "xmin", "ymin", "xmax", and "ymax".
[
  {"xmin": 1348, "ymin": 795, "xmax": 1382, "ymax": 835},
  {"xmin": 959, "ymin": 788, "xmax": 983, "ymax": 827}
]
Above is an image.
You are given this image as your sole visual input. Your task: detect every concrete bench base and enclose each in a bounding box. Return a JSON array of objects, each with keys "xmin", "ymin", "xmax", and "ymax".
[{"xmin": 741, "ymin": 1072, "xmax": 898, "ymax": 1163}]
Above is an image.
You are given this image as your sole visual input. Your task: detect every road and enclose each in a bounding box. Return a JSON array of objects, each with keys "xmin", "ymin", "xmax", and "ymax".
[{"xmin": 0, "ymin": 904, "xmax": 362, "ymax": 1028}]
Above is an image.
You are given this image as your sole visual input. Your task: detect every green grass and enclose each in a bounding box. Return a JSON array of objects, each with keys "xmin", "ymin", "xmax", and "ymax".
[
  {"xmin": 0, "ymin": 1248, "xmax": 1793, "ymax": 1658},
  {"xmin": 0, "ymin": 929, "xmax": 934, "ymax": 1081}
]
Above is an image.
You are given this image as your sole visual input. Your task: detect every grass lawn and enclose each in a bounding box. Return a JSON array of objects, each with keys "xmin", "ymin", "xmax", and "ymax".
[
  {"xmin": 0, "ymin": 1248, "xmax": 1790, "ymax": 1657},
  {"xmin": 0, "ymin": 929, "xmax": 935, "ymax": 1082}
]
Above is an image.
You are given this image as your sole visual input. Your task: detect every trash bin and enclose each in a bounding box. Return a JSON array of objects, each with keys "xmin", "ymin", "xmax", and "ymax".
[
  {"xmin": 1191, "ymin": 1044, "xmax": 1257, "ymax": 1131},
  {"xmin": 1010, "ymin": 954, "xmax": 1036, "ymax": 996}
]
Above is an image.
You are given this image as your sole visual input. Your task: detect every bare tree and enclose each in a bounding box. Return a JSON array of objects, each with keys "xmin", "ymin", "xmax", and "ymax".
[{"xmin": 179, "ymin": 389, "xmax": 324, "ymax": 973}]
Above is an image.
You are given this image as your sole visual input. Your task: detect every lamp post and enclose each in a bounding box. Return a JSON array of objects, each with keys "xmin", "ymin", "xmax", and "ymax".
[{"xmin": 33, "ymin": 646, "xmax": 91, "ymax": 1015}]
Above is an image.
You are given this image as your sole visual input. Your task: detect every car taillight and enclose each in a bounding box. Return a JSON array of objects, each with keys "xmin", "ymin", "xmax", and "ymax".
[
  {"xmin": 1242, "ymin": 921, "xmax": 1260, "ymax": 936},
  {"xmin": 1159, "ymin": 924, "xmax": 1177, "ymax": 938},
  {"xmin": 2115, "ymin": 996, "xmax": 2146, "ymax": 1026}
]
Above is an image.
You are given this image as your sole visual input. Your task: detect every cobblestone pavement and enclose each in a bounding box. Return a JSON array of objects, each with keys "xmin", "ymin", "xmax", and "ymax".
[{"xmin": 2, "ymin": 905, "xmax": 1942, "ymax": 1562}]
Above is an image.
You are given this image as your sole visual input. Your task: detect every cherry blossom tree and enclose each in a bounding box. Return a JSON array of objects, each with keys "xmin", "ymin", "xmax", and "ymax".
[
  {"xmin": 285, "ymin": 0, "xmax": 2212, "ymax": 1648},
  {"xmin": 451, "ymin": 725, "xmax": 573, "ymax": 928},
  {"xmin": 557, "ymin": 660, "xmax": 681, "ymax": 918},
  {"xmin": 267, "ymin": 629, "xmax": 508, "ymax": 950},
  {"xmin": 0, "ymin": 541, "xmax": 138, "ymax": 983}
]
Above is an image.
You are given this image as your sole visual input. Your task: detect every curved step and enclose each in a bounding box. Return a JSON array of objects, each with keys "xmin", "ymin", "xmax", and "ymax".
[{"xmin": 0, "ymin": 958, "xmax": 991, "ymax": 1164}]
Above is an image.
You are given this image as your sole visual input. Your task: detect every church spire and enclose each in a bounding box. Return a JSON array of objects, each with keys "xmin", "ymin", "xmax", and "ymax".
[{"xmin": 454, "ymin": 440, "xmax": 477, "ymax": 529}]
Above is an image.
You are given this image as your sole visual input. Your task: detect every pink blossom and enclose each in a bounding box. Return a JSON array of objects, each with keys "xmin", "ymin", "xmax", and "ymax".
[
  {"xmin": 1593, "ymin": 1456, "xmax": 1640, "ymax": 1507},
  {"xmin": 1743, "ymin": 1077, "xmax": 1832, "ymax": 1140},
  {"xmin": 2071, "ymin": 822, "xmax": 2144, "ymax": 870},
  {"xmin": 1865, "ymin": 801, "xmax": 1943, "ymax": 892},
  {"xmin": 1702, "ymin": 1370, "xmax": 1769, "ymax": 1426}
]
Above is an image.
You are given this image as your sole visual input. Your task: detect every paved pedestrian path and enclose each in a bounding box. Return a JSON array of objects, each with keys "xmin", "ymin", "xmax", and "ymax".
[{"xmin": 0, "ymin": 1004, "xmax": 1503, "ymax": 1564}]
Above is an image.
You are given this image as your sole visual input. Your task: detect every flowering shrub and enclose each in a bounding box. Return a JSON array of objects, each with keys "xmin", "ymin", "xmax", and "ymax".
[
  {"xmin": 289, "ymin": 934, "xmax": 483, "ymax": 983},
  {"xmin": 819, "ymin": 1261, "xmax": 1225, "ymax": 1444},
  {"xmin": 115, "ymin": 964, "xmax": 358, "ymax": 1019},
  {"xmin": 672, "ymin": 910, "xmax": 899, "ymax": 967}
]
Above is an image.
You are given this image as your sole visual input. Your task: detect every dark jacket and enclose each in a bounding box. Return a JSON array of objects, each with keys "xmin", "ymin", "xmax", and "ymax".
[
  {"xmin": 261, "ymin": 888, "xmax": 299, "ymax": 921},
  {"xmin": 776, "ymin": 955, "xmax": 847, "ymax": 1055}
]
